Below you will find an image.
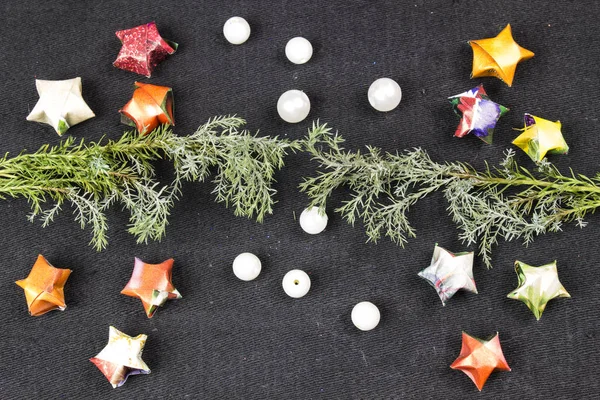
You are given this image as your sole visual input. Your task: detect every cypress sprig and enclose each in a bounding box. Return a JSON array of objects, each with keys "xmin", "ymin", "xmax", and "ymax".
[
  {"xmin": 299, "ymin": 122, "xmax": 600, "ymax": 268},
  {"xmin": 0, "ymin": 116, "xmax": 297, "ymax": 249}
]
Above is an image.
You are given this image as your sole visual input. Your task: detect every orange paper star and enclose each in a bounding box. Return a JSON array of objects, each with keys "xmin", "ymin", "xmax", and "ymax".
[
  {"xmin": 469, "ymin": 24, "xmax": 534, "ymax": 86},
  {"xmin": 15, "ymin": 255, "xmax": 72, "ymax": 316},
  {"xmin": 119, "ymin": 82, "xmax": 174, "ymax": 135},
  {"xmin": 121, "ymin": 257, "xmax": 181, "ymax": 318},
  {"xmin": 450, "ymin": 332, "xmax": 511, "ymax": 391}
]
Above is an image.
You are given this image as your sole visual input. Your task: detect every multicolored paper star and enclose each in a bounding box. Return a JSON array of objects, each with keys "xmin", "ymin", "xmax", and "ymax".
[
  {"xmin": 469, "ymin": 24, "xmax": 534, "ymax": 86},
  {"xmin": 507, "ymin": 260, "xmax": 571, "ymax": 320},
  {"xmin": 113, "ymin": 21, "xmax": 178, "ymax": 77},
  {"xmin": 418, "ymin": 244, "xmax": 477, "ymax": 305},
  {"xmin": 90, "ymin": 326, "xmax": 151, "ymax": 388},
  {"xmin": 121, "ymin": 257, "xmax": 181, "ymax": 318},
  {"xmin": 119, "ymin": 82, "xmax": 175, "ymax": 135},
  {"xmin": 512, "ymin": 114, "xmax": 569, "ymax": 162},
  {"xmin": 448, "ymin": 85, "xmax": 508, "ymax": 144},
  {"xmin": 15, "ymin": 255, "xmax": 72, "ymax": 316},
  {"xmin": 450, "ymin": 332, "xmax": 511, "ymax": 391},
  {"xmin": 26, "ymin": 77, "xmax": 95, "ymax": 135}
]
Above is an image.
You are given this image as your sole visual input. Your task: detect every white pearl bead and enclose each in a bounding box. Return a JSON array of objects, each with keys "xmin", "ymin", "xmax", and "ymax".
[
  {"xmin": 223, "ymin": 17, "xmax": 251, "ymax": 45},
  {"xmin": 232, "ymin": 252, "xmax": 262, "ymax": 281},
  {"xmin": 368, "ymin": 78, "xmax": 402, "ymax": 112},
  {"xmin": 351, "ymin": 301, "xmax": 381, "ymax": 331},
  {"xmin": 299, "ymin": 206, "xmax": 328, "ymax": 234},
  {"xmin": 282, "ymin": 269, "xmax": 311, "ymax": 298},
  {"xmin": 277, "ymin": 90, "xmax": 311, "ymax": 123},
  {"xmin": 285, "ymin": 37, "xmax": 313, "ymax": 64}
]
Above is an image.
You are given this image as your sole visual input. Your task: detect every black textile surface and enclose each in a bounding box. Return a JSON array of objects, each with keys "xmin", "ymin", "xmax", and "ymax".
[{"xmin": 1, "ymin": 0, "xmax": 599, "ymax": 398}]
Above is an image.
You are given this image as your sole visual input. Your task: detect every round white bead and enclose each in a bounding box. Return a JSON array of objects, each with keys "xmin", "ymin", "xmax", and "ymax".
[
  {"xmin": 299, "ymin": 206, "xmax": 328, "ymax": 234},
  {"xmin": 368, "ymin": 78, "xmax": 402, "ymax": 112},
  {"xmin": 277, "ymin": 90, "xmax": 311, "ymax": 123},
  {"xmin": 285, "ymin": 37, "xmax": 313, "ymax": 64},
  {"xmin": 223, "ymin": 17, "xmax": 251, "ymax": 45},
  {"xmin": 232, "ymin": 252, "xmax": 262, "ymax": 281},
  {"xmin": 282, "ymin": 269, "xmax": 311, "ymax": 298},
  {"xmin": 351, "ymin": 301, "xmax": 381, "ymax": 331}
]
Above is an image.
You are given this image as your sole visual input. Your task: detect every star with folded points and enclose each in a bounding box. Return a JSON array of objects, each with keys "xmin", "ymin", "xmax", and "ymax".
[
  {"xmin": 512, "ymin": 114, "xmax": 569, "ymax": 163},
  {"xmin": 448, "ymin": 85, "xmax": 508, "ymax": 144},
  {"xmin": 90, "ymin": 326, "xmax": 151, "ymax": 388},
  {"xmin": 418, "ymin": 244, "xmax": 477, "ymax": 306},
  {"xmin": 113, "ymin": 21, "xmax": 177, "ymax": 77},
  {"xmin": 15, "ymin": 254, "xmax": 72, "ymax": 316},
  {"xmin": 121, "ymin": 257, "xmax": 181, "ymax": 318},
  {"xmin": 26, "ymin": 77, "xmax": 95, "ymax": 135},
  {"xmin": 119, "ymin": 82, "xmax": 175, "ymax": 135},
  {"xmin": 450, "ymin": 332, "xmax": 511, "ymax": 391},
  {"xmin": 507, "ymin": 260, "xmax": 571, "ymax": 320},
  {"xmin": 469, "ymin": 24, "xmax": 534, "ymax": 86}
]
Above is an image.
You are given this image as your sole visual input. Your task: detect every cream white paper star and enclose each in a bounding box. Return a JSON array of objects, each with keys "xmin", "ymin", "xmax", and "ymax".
[
  {"xmin": 90, "ymin": 326, "xmax": 150, "ymax": 388},
  {"xmin": 26, "ymin": 77, "xmax": 95, "ymax": 135}
]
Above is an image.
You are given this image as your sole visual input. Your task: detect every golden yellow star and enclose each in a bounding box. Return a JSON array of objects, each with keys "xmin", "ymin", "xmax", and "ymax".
[
  {"xmin": 469, "ymin": 24, "xmax": 534, "ymax": 86},
  {"xmin": 512, "ymin": 114, "xmax": 569, "ymax": 162}
]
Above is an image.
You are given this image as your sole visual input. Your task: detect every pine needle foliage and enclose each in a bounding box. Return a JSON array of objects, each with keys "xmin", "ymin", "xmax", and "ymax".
[
  {"xmin": 299, "ymin": 122, "xmax": 600, "ymax": 268},
  {"xmin": 0, "ymin": 116, "xmax": 297, "ymax": 250}
]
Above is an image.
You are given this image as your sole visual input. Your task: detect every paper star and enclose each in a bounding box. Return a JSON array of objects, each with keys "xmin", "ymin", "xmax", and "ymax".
[
  {"xmin": 26, "ymin": 77, "xmax": 95, "ymax": 135},
  {"xmin": 418, "ymin": 244, "xmax": 477, "ymax": 305},
  {"xmin": 121, "ymin": 257, "xmax": 181, "ymax": 318},
  {"xmin": 450, "ymin": 332, "xmax": 511, "ymax": 391},
  {"xmin": 90, "ymin": 326, "xmax": 151, "ymax": 388},
  {"xmin": 113, "ymin": 21, "xmax": 177, "ymax": 77},
  {"xmin": 512, "ymin": 114, "xmax": 569, "ymax": 162},
  {"xmin": 119, "ymin": 82, "xmax": 175, "ymax": 135},
  {"xmin": 469, "ymin": 24, "xmax": 534, "ymax": 86},
  {"xmin": 448, "ymin": 85, "xmax": 508, "ymax": 144},
  {"xmin": 15, "ymin": 254, "xmax": 72, "ymax": 316},
  {"xmin": 507, "ymin": 260, "xmax": 571, "ymax": 320}
]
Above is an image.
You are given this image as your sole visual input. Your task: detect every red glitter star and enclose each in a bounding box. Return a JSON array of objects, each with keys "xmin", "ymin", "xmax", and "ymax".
[
  {"xmin": 113, "ymin": 21, "xmax": 177, "ymax": 77},
  {"xmin": 450, "ymin": 332, "xmax": 511, "ymax": 391}
]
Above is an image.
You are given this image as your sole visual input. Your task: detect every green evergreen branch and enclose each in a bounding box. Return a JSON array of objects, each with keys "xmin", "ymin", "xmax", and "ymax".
[
  {"xmin": 299, "ymin": 122, "xmax": 600, "ymax": 268},
  {"xmin": 0, "ymin": 116, "xmax": 297, "ymax": 249}
]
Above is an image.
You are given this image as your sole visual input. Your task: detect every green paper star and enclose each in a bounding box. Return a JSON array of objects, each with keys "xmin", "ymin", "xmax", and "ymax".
[{"xmin": 507, "ymin": 260, "xmax": 570, "ymax": 320}]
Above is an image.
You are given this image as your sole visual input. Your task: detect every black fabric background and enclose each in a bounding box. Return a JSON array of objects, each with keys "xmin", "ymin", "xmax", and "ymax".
[{"xmin": 1, "ymin": 0, "xmax": 599, "ymax": 398}]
